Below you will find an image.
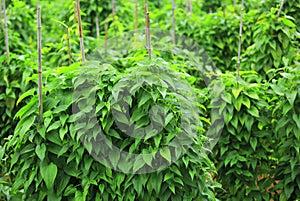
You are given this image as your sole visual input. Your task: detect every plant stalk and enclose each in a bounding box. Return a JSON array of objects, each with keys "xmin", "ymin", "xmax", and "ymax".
[
  {"xmin": 76, "ymin": 0, "xmax": 85, "ymax": 63},
  {"xmin": 96, "ymin": 15, "xmax": 100, "ymax": 39},
  {"xmin": 145, "ymin": 0, "xmax": 152, "ymax": 60},
  {"xmin": 171, "ymin": 0, "xmax": 175, "ymax": 45},
  {"xmin": 37, "ymin": 6, "xmax": 43, "ymax": 118},
  {"xmin": 66, "ymin": 28, "xmax": 72, "ymax": 65},
  {"xmin": 237, "ymin": 0, "xmax": 244, "ymax": 76},
  {"xmin": 277, "ymin": 0, "xmax": 285, "ymax": 18},
  {"xmin": 3, "ymin": 0, "xmax": 10, "ymax": 59}
]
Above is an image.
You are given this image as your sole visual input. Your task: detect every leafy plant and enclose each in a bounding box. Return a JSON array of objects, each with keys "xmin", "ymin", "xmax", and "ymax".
[{"xmin": 5, "ymin": 57, "xmax": 220, "ymax": 200}]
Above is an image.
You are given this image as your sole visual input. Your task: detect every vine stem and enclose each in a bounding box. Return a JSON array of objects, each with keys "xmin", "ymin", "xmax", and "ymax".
[
  {"xmin": 3, "ymin": 0, "xmax": 10, "ymax": 59},
  {"xmin": 171, "ymin": 0, "xmax": 175, "ymax": 45},
  {"xmin": 237, "ymin": 0, "xmax": 244, "ymax": 77},
  {"xmin": 277, "ymin": 0, "xmax": 285, "ymax": 18},
  {"xmin": 96, "ymin": 15, "xmax": 100, "ymax": 39},
  {"xmin": 76, "ymin": 0, "xmax": 85, "ymax": 63},
  {"xmin": 37, "ymin": 6, "xmax": 43, "ymax": 118},
  {"xmin": 145, "ymin": 0, "xmax": 152, "ymax": 60},
  {"xmin": 66, "ymin": 28, "xmax": 72, "ymax": 64}
]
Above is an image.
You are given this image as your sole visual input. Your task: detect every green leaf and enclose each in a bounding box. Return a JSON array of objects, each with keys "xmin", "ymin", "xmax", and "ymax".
[
  {"xmin": 169, "ymin": 184, "xmax": 175, "ymax": 194},
  {"xmin": 59, "ymin": 126, "xmax": 68, "ymax": 141},
  {"xmin": 247, "ymin": 106, "xmax": 259, "ymax": 118},
  {"xmin": 160, "ymin": 148, "xmax": 171, "ymax": 163},
  {"xmin": 142, "ymin": 153, "xmax": 153, "ymax": 167},
  {"xmin": 242, "ymin": 96, "xmax": 251, "ymax": 109},
  {"xmin": 138, "ymin": 92, "xmax": 152, "ymax": 108},
  {"xmin": 36, "ymin": 143, "xmax": 46, "ymax": 161},
  {"xmin": 47, "ymin": 121, "xmax": 61, "ymax": 132},
  {"xmin": 163, "ymin": 172, "xmax": 174, "ymax": 182},
  {"xmin": 244, "ymin": 91, "xmax": 260, "ymax": 100},
  {"xmin": 232, "ymin": 86, "xmax": 243, "ymax": 99},
  {"xmin": 16, "ymin": 88, "xmax": 35, "ymax": 105},
  {"xmin": 286, "ymin": 90, "xmax": 297, "ymax": 105},
  {"xmin": 40, "ymin": 162, "xmax": 58, "ymax": 189},
  {"xmin": 250, "ymin": 137, "xmax": 257, "ymax": 151},
  {"xmin": 282, "ymin": 18, "xmax": 296, "ymax": 28},
  {"xmin": 15, "ymin": 116, "xmax": 35, "ymax": 140},
  {"xmin": 133, "ymin": 156, "xmax": 145, "ymax": 173}
]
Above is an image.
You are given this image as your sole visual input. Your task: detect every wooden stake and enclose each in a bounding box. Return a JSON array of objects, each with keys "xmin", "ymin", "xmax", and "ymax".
[
  {"xmin": 105, "ymin": 22, "xmax": 108, "ymax": 54},
  {"xmin": 277, "ymin": 0, "xmax": 285, "ymax": 18},
  {"xmin": 145, "ymin": 1, "xmax": 152, "ymax": 60},
  {"xmin": 112, "ymin": 0, "xmax": 115, "ymax": 23},
  {"xmin": 189, "ymin": 0, "xmax": 193, "ymax": 13},
  {"xmin": 3, "ymin": 0, "xmax": 10, "ymax": 59},
  {"xmin": 96, "ymin": 15, "xmax": 100, "ymax": 39},
  {"xmin": 233, "ymin": 0, "xmax": 236, "ymax": 8},
  {"xmin": 76, "ymin": 0, "xmax": 85, "ymax": 63},
  {"xmin": 171, "ymin": 0, "xmax": 176, "ymax": 45},
  {"xmin": 237, "ymin": 0, "xmax": 244, "ymax": 76},
  {"xmin": 66, "ymin": 28, "xmax": 72, "ymax": 65},
  {"xmin": 135, "ymin": 0, "xmax": 138, "ymax": 36},
  {"xmin": 37, "ymin": 6, "xmax": 43, "ymax": 118},
  {"xmin": 0, "ymin": 0, "xmax": 2, "ymax": 33}
]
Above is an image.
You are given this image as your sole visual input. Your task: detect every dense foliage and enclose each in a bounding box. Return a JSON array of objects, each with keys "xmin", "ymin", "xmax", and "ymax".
[{"xmin": 0, "ymin": 0, "xmax": 299, "ymax": 200}]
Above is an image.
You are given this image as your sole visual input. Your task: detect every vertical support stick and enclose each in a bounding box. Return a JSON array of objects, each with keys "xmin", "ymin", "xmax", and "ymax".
[
  {"xmin": 105, "ymin": 22, "xmax": 108, "ymax": 54},
  {"xmin": 189, "ymin": 0, "xmax": 193, "ymax": 13},
  {"xmin": 0, "ymin": 0, "xmax": 2, "ymax": 33},
  {"xmin": 37, "ymin": 6, "xmax": 43, "ymax": 118},
  {"xmin": 76, "ymin": 0, "xmax": 85, "ymax": 63},
  {"xmin": 171, "ymin": 0, "xmax": 176, "ymax": 45},
  {"xmin": 135, "ymin": 0, "xmax": 138, "ymax": 36},
  {"xmin": 96, "ymin": 15, "xmax": 100, "ymax": 39},
  {"xmin": 66, "ymin": 28, "xmax": 72, "ymax": 65},
  {"xmin": 186, "ymin": 0, "xmax": 189, "ymax": 13},
  {"xmin": 237, "ymin": 0, "xmax": 244, "ymax": 76},
  {"xmin": 277, "ymin": 0, "xmax": 285, "ymax": 18},
  {"xmin": 233, "ymin": 0, "xmax": 236, "ymax": 8},
  {"xmin": 112, "ymin": 0, "xmax": 115, "ymax": 23},
  {"xmin": 3, "ymin": 0, "xmax": 9, "ymax": 59},
  {"xmin": 145, "ymin": 1, "xmax": 152, "ymax": 60}
]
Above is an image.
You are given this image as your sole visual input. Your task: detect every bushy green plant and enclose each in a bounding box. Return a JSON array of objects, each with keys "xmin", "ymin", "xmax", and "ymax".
[
  {"xmin": 0, "ymin": 53, "xmax": 34, "ymax": 200},
  {"xmin": 270, "ymin": 65, "xmax": 300, "ymax": 200},
  {"xmin": 210, "ymin": 72, "xmax": 278, "ymax": 200},
  {"xmin": 5, "ymin": 57, "xmax": 220, "ymax": 200}
]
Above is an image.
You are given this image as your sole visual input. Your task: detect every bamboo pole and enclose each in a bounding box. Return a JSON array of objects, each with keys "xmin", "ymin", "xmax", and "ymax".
[
  {"xmin": 66, "ymin": 28, "xmax": 72, "ymax": 65},
  {"xmin": 145, "ymin": 0, "xmax": 152, "ymax": 60},
  {"xmin": 0, "ymin": 0, "xmax": 2, "ymax": 33},
  {"xmin": 3, "ymin": 0, "xmax": 10, "ymax": 59},
  {"xmin": 233, "ymin": 0, "xmax": 236, "ymax": 8},
  {"xmin": 75, "ymin": 0, "xmax": 85, "ymax": 63},
  {"xmin": 277, "ymin": 0, "xmax": 285, "ymax": 18},
  {"xmin": 186, "ymin": 0, "xmax": 189, "ymax": 13},
  {"xmin": 135, "ymin": 0, "xmax": 138, "ymax": 36},
  {"xmin": 189, "ymin": 0, "xmax": 193, "ymax": 13},
  {"xmin": 112, "ymin": 0, "xmax": 115, "ymax": 23},
  {"xmin": 105, "ymin": 22, "xmax": 108, "ymax": 54},
  {"xmin": 237, "ymin": 0, "xmax": 244, "ymax": 76},
  {"xmin": 37, "ymin": 6, "xmax": 43, "ymax": 118},
  {"xmin": 171, "ymin": 0, "xmax": 175, "ymax": 45},
  {"xmin": 96, "ymin": 15, "xmax": 100, "ymax": 39}
]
